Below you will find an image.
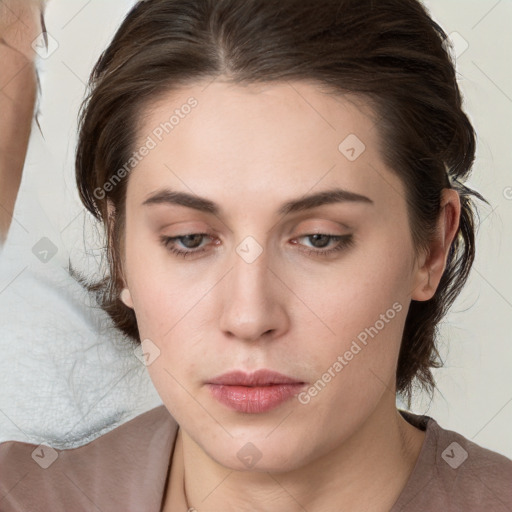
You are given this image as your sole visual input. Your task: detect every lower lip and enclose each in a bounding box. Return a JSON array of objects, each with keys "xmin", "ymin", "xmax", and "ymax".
[{"xmin": 206, "ymin": 383, "xmax": 306, "ymax": 413}]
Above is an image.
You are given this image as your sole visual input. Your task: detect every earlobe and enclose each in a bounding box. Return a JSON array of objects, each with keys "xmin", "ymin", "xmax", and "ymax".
[
  {"xmin": 120, "ymin": 287, "xmax": 134, "ymax": 309},
  {"xmin": 411, "ymin": 264, "xmax": 434, "ymax": 302},
  {"xmin": 107, "ymin": 198, "xmax": 116, "ymax": 220}
]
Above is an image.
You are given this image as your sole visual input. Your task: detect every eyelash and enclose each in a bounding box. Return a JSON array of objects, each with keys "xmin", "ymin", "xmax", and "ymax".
[{"xmin": 159, "ymin": 232, "xmax": 354, "ymax": 259}]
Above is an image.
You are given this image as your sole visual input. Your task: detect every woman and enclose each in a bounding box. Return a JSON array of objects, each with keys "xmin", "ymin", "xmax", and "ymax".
[{"xmin": 1, "ymin": 0, "xmax": 511, "ymax": 511}]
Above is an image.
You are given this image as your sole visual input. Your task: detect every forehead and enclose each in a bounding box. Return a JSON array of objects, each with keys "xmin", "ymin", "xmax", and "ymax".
[{"xmin": 127, "ymin": 79, "xmax": 403, "ymax": 213}]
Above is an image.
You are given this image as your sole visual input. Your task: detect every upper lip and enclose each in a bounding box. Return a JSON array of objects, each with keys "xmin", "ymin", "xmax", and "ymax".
[{"xmin": 206, "ymin": 369, "xmax": 304, "ymax": 386}]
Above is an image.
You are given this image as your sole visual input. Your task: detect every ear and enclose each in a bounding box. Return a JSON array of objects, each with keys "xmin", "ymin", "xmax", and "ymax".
[
  {"xmin": 106, "ymin": 198, "xmax": 134, "ymax": 309},
  {"xmin": 106, "ymin": 199, "xmax": 118, "ymax": 255},
  {"xmin": 411, "ymin": 189, "xmax": 461, "ymax": 301}
]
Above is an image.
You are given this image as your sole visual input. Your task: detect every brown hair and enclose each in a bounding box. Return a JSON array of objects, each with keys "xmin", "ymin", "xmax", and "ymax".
[{"xmin": 72, "ymin": 0, "xmax": 489, "ymax": 407}]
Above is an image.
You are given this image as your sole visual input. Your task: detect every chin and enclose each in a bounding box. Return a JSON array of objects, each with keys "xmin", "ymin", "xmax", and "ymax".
[{"xmin": 199, "ymin": 433, "xmax": 313, "ymax": 474}]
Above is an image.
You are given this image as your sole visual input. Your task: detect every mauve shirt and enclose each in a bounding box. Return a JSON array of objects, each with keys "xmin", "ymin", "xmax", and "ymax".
[{"xmin": 1, "ymin": 406, "xmax": 511, "ymax": 511}]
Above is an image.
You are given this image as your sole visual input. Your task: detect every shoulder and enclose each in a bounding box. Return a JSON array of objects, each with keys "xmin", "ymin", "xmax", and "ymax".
[
  {"xmin": 0, "ymin": 405, "xmax": 178, "ymax": 512},
  {"xmin": 393, "ymin": 410, "xmax": 512, "ymax": 512}
]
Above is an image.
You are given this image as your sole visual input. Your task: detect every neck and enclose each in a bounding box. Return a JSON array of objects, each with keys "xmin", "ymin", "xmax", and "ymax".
[{"xmin": 178, "ymin": 397, "xmax": 426, "ymax": 512}]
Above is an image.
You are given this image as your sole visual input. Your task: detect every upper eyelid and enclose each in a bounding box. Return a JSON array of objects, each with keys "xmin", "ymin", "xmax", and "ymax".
[{"xmin": 164, "ymin": 220, "xmax": 352, "ymax": 236}]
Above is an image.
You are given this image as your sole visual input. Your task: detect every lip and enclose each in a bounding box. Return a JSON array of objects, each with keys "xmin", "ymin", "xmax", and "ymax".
[
  {"xmin": 206, "ymin": 369, "xmax": 306, "ymax": 414},
  {"xmin": 206, "ymin": 369, "xmax": 304, "ymax": 386}
]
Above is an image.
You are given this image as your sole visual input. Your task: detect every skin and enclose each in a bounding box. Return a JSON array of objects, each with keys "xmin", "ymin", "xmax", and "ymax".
[
  {"xmin": 0, "ymin": 0, "xmax": 44, "ymax": 244},
  {"xmin": 117, "ymin": 79, "xmax": 460, "ymax": 511}
]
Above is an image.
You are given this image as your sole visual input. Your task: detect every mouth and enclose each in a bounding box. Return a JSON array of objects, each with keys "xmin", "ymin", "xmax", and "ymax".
[{"xmin": 205, "ymin": 369, "xmax": 307, "ymax": 414}]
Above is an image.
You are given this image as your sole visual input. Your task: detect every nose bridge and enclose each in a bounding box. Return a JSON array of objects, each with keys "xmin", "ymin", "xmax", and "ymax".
[{"xmin": 219, "ymin": 237, "xmax": 286, "ymax": 341}]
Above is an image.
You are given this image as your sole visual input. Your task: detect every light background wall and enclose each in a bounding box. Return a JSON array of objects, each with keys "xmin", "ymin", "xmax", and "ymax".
[{"xmin": 0, "ymin": 0, "xmax": 511, "ymax": 456}]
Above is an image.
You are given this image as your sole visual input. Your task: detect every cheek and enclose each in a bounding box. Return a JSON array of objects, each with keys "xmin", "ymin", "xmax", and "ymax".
[
  {"xmin": 293, "ymin": 239, "xmax": 410, "ymax": 337},
  {"xmin": 122, "ymin": 226, "xmax": 194, "ymax": 335},
  {"xmin": 287, "ymin": 237, "xmax": 411, "ymax": 389},
  {"xmin": 128, "ymin": 267, "xmax": 213, "ymax": 344},
  {"xmin": 123, "ymin": 233, "xmax": 218, "ymax": 384}
]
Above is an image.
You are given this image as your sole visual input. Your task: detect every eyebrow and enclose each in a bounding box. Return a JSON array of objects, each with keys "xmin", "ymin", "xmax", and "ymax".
[{"xmin": 142, "ymin": 187, "xmax": 374, "ymax": 216}]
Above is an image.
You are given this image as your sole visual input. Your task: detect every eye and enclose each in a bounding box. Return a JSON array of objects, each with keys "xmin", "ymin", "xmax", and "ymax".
[
  {"xmin": 291, "ymin": 233, "xmax": 354, "ymax": 257},
  {"xmin": 159, "ymin": 232, "xmax": 354, "ymax": 259},
  {"xmin": 159, "ymin": 233, "xmax": 214, "ymax": 258}
]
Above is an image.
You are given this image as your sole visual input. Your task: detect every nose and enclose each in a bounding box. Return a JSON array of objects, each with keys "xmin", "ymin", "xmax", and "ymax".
[{"xmin": 218, "ymin": 246, "xmax": 289, "ymax": 343}]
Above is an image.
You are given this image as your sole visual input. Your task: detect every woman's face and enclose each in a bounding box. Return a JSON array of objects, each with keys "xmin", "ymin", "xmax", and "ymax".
[{"xmin": 120, "ymin": 79, "xmax": 428, "ymax": 471}]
